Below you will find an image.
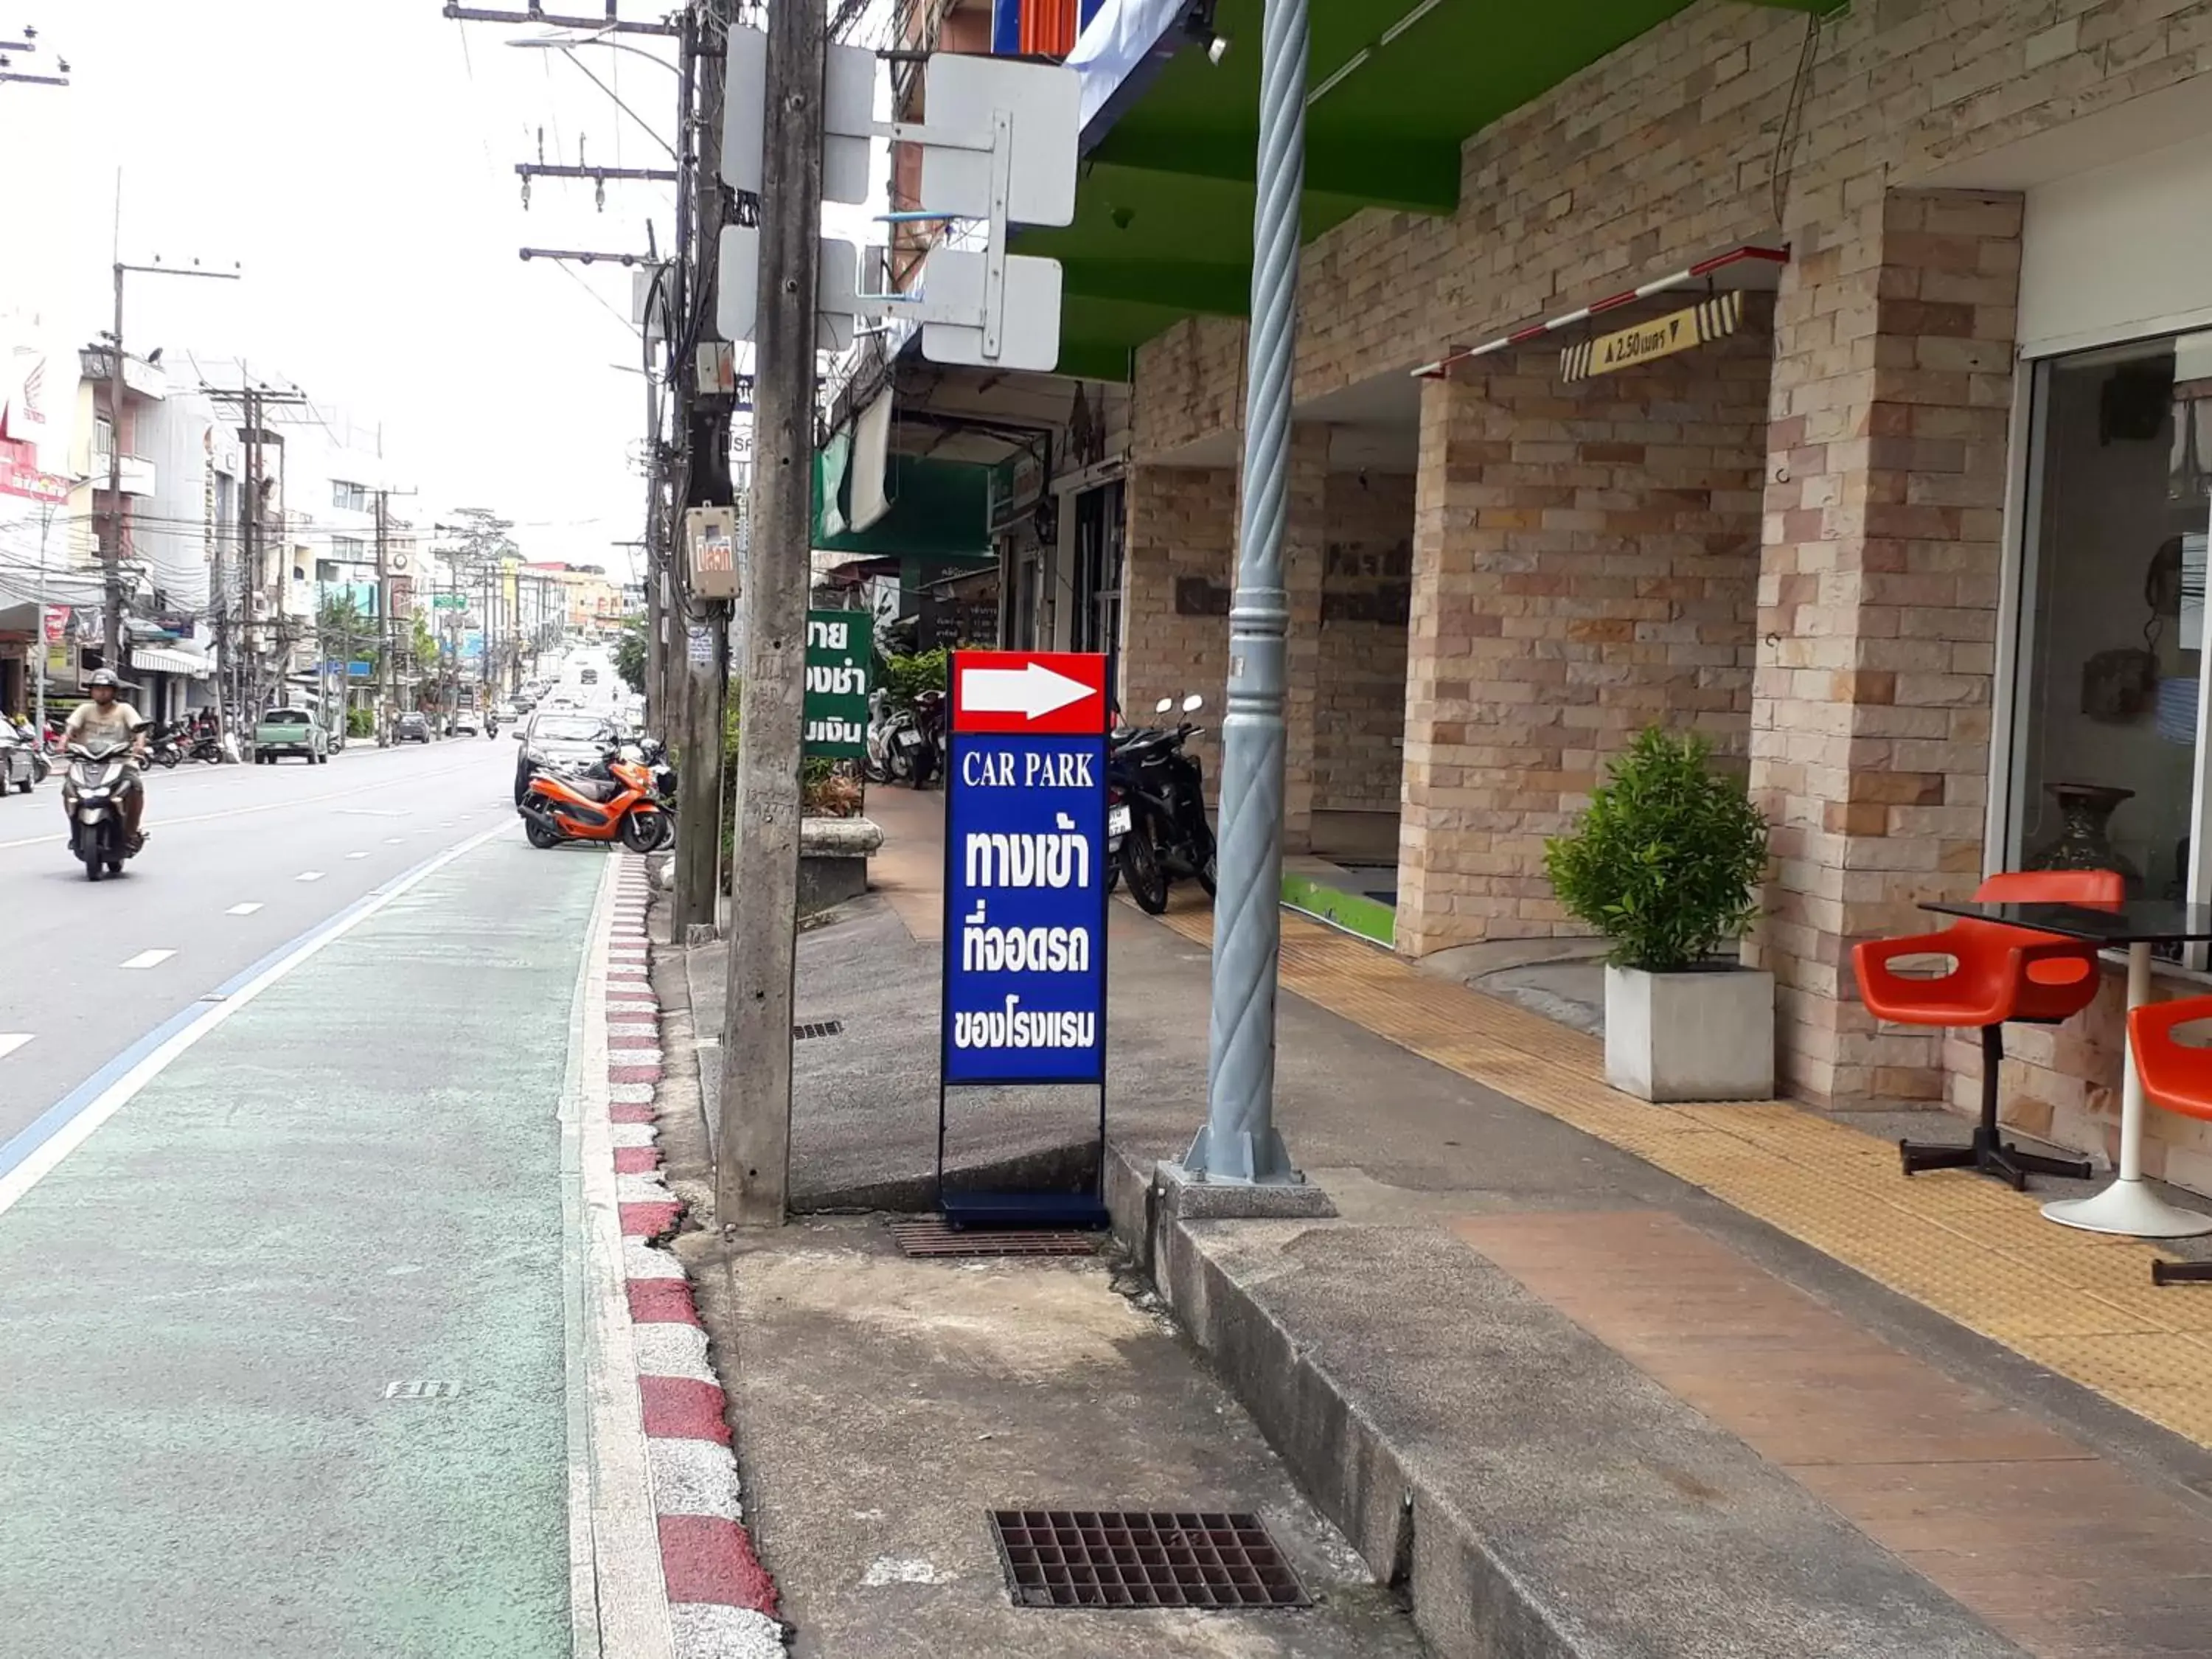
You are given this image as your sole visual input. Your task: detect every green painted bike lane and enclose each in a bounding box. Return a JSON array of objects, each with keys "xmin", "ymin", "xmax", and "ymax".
[{"xmin": 0, "ymin": 835, "xmax": 605, "ymax": 1659}]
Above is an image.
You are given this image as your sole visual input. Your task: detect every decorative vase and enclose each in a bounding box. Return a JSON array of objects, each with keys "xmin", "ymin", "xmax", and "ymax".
[{"xmin": 2027, "ymin": 782, "xmax": 2143, "ymax": 894}]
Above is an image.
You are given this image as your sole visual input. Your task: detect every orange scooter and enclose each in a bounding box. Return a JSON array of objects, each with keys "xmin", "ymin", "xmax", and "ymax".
[{"xmin": 518, "ymin": 740, "xmax": 672, "ymax": 852}]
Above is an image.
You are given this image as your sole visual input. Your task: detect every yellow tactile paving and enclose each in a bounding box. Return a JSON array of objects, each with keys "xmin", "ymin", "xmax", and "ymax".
[{"xmin": 1151, "ymin": 901, "xmax": 2212, "ymax": 1450}]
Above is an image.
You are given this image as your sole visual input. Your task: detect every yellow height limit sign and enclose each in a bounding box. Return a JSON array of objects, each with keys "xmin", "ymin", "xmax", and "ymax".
[{"xmin": 1560, "ymin": 290, "xmax": 1742, "ymax": 383}]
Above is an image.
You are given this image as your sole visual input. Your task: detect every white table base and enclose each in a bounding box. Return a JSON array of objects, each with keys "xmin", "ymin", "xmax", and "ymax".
[{"xmin": 2042, "ymin": 939, "xmax": 2212, "ymax": 1239}]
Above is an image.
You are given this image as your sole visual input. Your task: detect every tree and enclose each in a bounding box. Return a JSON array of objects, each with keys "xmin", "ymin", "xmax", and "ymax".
[
  {"xmin": 317, "ymin": 591, "xmax": 375, "ymax": 672},
  {"xmin": 613, "ymin": 616, "xmax": 647, "ymax": 696}
]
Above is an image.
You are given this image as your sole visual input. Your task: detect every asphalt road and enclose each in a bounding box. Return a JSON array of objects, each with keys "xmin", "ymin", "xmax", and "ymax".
[{"xmin": 0, "ymin": 734, "xmax": 527, "ymax": 1146}]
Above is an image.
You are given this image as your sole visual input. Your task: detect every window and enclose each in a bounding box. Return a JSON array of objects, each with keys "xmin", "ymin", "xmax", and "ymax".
[
  {"xmin": 332, "ymin": 536, "xmax": 366, "ymax": 565},
  {"xmin": 2006, "ymin": 330, "xmax": 2212, "ymax": 946},
  {"xmin": 332, "ymin": 480, "xmax": 370, "ymax": 512}
]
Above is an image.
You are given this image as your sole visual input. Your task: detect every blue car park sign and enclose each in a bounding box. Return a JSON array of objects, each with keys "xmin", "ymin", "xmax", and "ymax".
[{"xmin": 939, "ymin": 650, "xmax": 1111, "ymax": 1227}]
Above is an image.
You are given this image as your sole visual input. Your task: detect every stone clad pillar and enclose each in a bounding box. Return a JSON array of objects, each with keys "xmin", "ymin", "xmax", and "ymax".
[
  {"xmin": 1397, "ymin": 313, "xmax": 1770, "ymax": 960},
  {"xmin": 1748, "ymin": 188, "xmax": 2022, "ymax": 1107},
  {"xmin": 1281, "ymin": 424, "xmax": 1329, "ymax": 855}
]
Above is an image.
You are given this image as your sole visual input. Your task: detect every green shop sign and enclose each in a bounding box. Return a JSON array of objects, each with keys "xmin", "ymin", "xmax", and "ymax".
[{"xmin": 803, "ymin": 608, "xmax": 869, "ymax": 758}]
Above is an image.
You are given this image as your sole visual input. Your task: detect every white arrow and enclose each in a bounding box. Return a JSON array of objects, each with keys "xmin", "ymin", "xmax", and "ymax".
[{"xmin": 962, "ymin": 661, "xmax": 1095, "ymax": 722}]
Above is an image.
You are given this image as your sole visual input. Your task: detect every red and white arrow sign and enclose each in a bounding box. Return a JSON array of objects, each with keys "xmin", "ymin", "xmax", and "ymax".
[
  {"xmin": 962, "ymin": 661, "xmax": 1093, "ymax": 721},
  {"xmin": 951, "ymin": 650, "xmax": 1109, "ymax": 736}
]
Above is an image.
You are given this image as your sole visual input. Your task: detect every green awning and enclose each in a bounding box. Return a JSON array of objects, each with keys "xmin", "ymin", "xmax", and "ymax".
[
  {"xmin": 1020, "ymin": 0, "xmax": 1836, "ymax": 380},
  {"xmin": 813, "ymin": 453, "xmax": 994, "ymax": 560}
]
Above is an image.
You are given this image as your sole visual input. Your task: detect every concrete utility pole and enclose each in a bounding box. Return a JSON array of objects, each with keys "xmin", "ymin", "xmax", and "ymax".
[
  {"xmin": 375, "ymin": 490, "xmax": 393, "ymax": 729},
  {"xmin": 102, "ymin": 247, "xmax": 238, "ymax": 675},
  {"xmin": 718, "ymin": 0, "xmax": 824, "ymax": 1228},
  {"xmin": 197, "ymin": 372, "xmax": 302, "ymax": 726},
  {"xmin": 1184, "ymin": 0, "xmax": 1310, "ymax": 1186},
  {"xmin": 670, "ymin": 0, "xmax": 734, "ymax": 944},
  {"xmin": 241, "ymin": 388, "xmax": 261, "ymax": 721}
]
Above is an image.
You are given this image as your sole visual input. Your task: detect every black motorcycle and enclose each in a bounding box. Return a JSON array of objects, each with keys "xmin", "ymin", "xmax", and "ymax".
[
  {"xmin": 909, "ymin": 687, "xmax": 946, "ymax": 787},
  {"xmin": 147, "ymin": 721, "xmax": 187, "ymax": 769},
  {"xmin": 1112, "ymin": 694, "xmax": 1215, "ymax": 915}
]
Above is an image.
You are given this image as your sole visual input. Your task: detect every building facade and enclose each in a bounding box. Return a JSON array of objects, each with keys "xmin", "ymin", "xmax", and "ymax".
[{"xmin": 1054, "ymin": 0, "xmax": 2212, "ymax": 1189}]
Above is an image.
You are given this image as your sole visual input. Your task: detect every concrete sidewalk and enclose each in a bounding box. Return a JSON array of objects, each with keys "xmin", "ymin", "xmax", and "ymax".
[{"xmin": 670, "ymin": 782, "xmax": 2212, "ymax": 1659}]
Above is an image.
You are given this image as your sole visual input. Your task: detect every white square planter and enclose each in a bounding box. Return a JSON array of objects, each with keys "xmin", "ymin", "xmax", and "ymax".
[{"xmin": 1604, "ymin": 964, "xmax": 1775, "ymax": 1102}]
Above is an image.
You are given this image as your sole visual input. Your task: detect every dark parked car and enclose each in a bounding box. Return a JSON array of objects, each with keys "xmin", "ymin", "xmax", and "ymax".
[
  {"xmin": 514, "ymin": 710, "xmax": 616, "ymax": 804},
  {"xmin": 394, "ymin": 712, "xmax": 432, "ymax": 744}
]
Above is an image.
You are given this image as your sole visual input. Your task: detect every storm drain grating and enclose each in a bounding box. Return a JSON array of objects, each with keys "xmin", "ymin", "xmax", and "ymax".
[
  {"xmin": 988, "ymin": 1510, "xmax": 1309, "ymax": 1609},
  {"xmin": 791, "ymin": 1020, "xmax": 844, "ymax": 1040},
  {"xmin": 891, "ymin": 1218, "xmax": 1099, "ymax": 1258}
]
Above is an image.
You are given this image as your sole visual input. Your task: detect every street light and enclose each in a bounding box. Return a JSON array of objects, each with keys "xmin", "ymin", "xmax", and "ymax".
[
  {"xmin": 507, "ymin": 28, "xmax": 680, "ymax": 73},
  {"xmin": 507, "ymin": 29, "xmax": 679, "ymax": 161}
]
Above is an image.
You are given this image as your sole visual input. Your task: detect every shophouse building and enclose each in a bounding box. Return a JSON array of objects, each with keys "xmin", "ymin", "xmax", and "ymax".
[{"xmin": 870, "ymin": 0, "xmax": 2212, "ymax": 1190}]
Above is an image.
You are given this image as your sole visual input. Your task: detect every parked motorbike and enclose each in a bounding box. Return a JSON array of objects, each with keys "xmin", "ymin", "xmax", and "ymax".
[
  {"xmin": 0, "ymin": 720, "xmax": 36, "ymax": 794},
  {"xmin": 61, "ymin": 731, "xmax": 147, "ymax": 881},
  {"xmin": 908, "ymin": 688, "xmax": 946, "ymax": 787},
  {"xmin": 1113, "ymin": 695, "xmax": 1215, "ymax": 915},
  {"xmin": 863, "ymin": 688, "xmax": 924, "ymax": 785},
  {"xmin": 148, "ymin": 722, "xmax": 187, "ymax": 769},
  {"xmin": 187, "ymin": 728, "xmax": 229, "ymax": 765},
  {"xmin": 518, "ymin": 737, "xmax": 672, "ymax": 853}
]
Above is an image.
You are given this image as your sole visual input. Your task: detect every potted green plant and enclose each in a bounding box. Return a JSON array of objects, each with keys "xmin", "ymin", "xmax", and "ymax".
[{"xmin": 1544, "ymin": 727, "xmax": 1774, "ymax": 1102}]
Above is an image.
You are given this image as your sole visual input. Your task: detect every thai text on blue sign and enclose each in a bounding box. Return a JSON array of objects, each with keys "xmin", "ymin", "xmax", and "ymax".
[{"xmin": 941, "ymin": 650, "xmax": 1110, "ymax": 1086}]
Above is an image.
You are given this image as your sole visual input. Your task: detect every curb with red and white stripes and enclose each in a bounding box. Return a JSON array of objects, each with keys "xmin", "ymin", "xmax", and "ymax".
[{"xmin": 600, "ymin": 854, "xmax": 783, "ymax": 1658}]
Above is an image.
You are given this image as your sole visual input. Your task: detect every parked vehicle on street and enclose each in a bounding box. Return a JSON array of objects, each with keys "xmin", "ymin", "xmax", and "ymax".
[
  {"xmin": 514, "ymin": 710, "xmax": 621, "ymax": 806},
  {"xmin": 861, "ymin": 686, "xmax": 947, "ymax": 787},
  {"xmin": 1113, "ymin": 695, "xmax": 1215, "ymax": 914},
  {"xmin": 518, "ymin": 737, "xmax": 672, "ymax": 852},
  {"xmin": 147, "ymin": 722, "xmax": 188, "ymax": 770},
  {"xmin": 62, "ymin": 733, "xmax": 146, "ymax": 880},
  {"xmin": 254, "ymin": 707, "xmax": 330, "ymax": 765},
  {"xmin": 394, "ymin": 712, "xmax": 432, "ymax": 744},
  {"xmin": 451, "ymin": 709, "xmax": 481, "ymax": 737},
  {"xmin": 187, "ymin": 722, "xmax": 231, "ymax": 765},
  {"xmin": 0, "ymin": 720, "xmax": 37, "ymax": 793},
  {"xmin": 862, "ymin": 688, "xmax": 920, "ymax": 785}
]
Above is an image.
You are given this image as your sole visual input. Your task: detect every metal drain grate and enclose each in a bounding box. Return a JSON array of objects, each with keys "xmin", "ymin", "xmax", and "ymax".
[
  {"xmin": 791, "ymin": 1020, "xmax": 844, "ymax": 1040},
  {"xmin": 988, "ymin": 1510, "xmax": 1309, "ymax": 1609},
  {"xmin": 891, "ymin": 1218, "xmax": 1099, "ymax": 1258}
]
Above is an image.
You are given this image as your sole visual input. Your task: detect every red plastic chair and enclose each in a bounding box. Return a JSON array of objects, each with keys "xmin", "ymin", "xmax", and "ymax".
[
  {"xmin": 1852, "ymin": 871, "xmax": 2119, "ymax": 1189},
  {"xmin": 2128, "ymin": 998, "xmax": 2212, "ymax": 1284}
]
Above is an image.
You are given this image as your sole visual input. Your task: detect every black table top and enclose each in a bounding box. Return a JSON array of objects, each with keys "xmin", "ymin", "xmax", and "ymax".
[{"xmin": 1921, "ymin": 898, "xmax": 2212, "ymax": 945}]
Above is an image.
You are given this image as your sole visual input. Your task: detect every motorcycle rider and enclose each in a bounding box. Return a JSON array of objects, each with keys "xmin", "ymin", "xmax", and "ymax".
[{"xmin": 63, "ymin": 669, "xmax": 149, "ymax": 850}]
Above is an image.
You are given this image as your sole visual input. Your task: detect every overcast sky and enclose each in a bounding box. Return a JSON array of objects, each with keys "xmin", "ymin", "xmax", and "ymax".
[{"xmin": 0, "ymin": 1, "xmax": 888, "ymax": 582}]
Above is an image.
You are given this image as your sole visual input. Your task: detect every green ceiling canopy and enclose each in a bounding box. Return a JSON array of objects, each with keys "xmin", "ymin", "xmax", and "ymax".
[{"xmin": 1023, "ymin": 0, "xmax": 1834, "ymax": 380}]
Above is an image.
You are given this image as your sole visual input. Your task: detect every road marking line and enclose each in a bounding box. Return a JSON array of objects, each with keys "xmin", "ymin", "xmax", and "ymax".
[
  {"xmin": 296, "ymin": 870, "xmax": 325, "ymax": 882},
  {"xmin": 0, "ymin": 1035, "xmax": 31, "ymax": 1061},
  {"xmin": 383, "ymin": 837, "xmax": 404, "ymax": 845},
  {"xmin": 345, "ymin": 852, "xmax": 368, "ymax": 860},
  {"xmin": 119, "ymin": 950, "xmax": 175, "ymax": 970},
  {"xmin": 0, "ymin": 821, "xmax": 516, "ymax": 1217},
  {"xmin": 226, "ymin": 903, "xmax": 263, "ymax": 916}
]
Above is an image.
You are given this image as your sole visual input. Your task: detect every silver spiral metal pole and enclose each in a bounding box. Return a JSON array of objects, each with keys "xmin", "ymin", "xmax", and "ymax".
[{"xmin": 1185, "ymin": 0, "xmax": 1307, "ymax": 1185}]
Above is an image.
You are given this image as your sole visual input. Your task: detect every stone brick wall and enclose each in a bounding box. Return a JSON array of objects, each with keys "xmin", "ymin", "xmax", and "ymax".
[
  {"xmin": 1746, "ymin": 189, "xmax": 2020, "ymax": 1107},
  {"xmin": 1119, "ymin": 462, "xmax": 1235, "ymax": 786},
  {"xmin": 1395, "ymin": 305, "xmax": 1772, "ymax": 957},
  {"xmin": 1315, "ymin": 470, "xmax": 1416, "ymax": 814},
  {"xmin": 1122, "ymin": 0, "xmax": 2212, "ymax": 1142},
  {"xmin": 1118, "ymin": 434, "xmax": 1332, "ymax": 851}
]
